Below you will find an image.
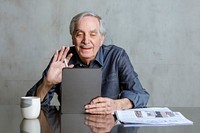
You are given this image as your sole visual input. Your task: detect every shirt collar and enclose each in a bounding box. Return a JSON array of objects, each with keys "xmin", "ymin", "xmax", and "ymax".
[{"xmin": 95, "ymin": 45, "xmax": 104, "ymax": 67}]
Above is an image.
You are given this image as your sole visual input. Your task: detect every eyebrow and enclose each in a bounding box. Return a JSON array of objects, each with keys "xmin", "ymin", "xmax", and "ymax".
[
  {"xmin": 74, "ymin": 29, "xmax": 99, "ymax": 34},
  {"xmin": 90, "ymin": 30, "xmax": 98, "ymax": 33}
]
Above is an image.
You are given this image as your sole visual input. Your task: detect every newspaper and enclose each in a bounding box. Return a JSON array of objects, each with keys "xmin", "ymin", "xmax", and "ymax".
[{"xmin": 115, "ymin": 107, "xmax": 193, "ymax": 126}]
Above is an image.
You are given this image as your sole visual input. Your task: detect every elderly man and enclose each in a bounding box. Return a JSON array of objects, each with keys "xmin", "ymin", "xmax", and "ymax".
[{"xmin": 26, "ymin": 11, "xmax": 150, "ymax": 114}]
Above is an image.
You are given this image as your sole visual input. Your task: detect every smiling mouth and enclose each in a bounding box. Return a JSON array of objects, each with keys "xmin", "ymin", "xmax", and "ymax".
[
  {"xmin": 80, "ymin": 45, "xmax": 93, "ymax": 49},
  {"xmin": 81, "ymin": 47, "xmax": 92, "ymax": 50},
  {"xmin": 80, "ymin": 47, "xmax": 93, "ymax": 53}
]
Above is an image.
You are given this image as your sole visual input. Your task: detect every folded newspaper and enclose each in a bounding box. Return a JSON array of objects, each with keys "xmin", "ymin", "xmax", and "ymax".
[{"xmin": 115, "ymin": 107, "xmax": 193, "ymax": 126}]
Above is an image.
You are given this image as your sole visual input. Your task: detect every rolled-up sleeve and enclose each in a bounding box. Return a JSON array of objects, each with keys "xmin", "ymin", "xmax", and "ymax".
[
  {"xmin": 118, "ymin": 50, "xmax": 150, "ymax": 108},
  {"xmin": 26, "ymin": 61, "xmax": 61, "ymax": 106}
]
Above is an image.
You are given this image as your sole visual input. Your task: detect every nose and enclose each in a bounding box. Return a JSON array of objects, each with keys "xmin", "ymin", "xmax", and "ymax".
[{"xmin": 82, "ymin": 34, "xmax": 90, "ymax": 44}]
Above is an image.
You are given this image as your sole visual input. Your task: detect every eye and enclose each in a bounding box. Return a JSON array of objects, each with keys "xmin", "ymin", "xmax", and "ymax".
[
  {"xmin": 90, "ymin": 33, "xmax": 97, "ymax": 37},
  {"xmin": 75, "ymin": 32, "xmax": 84, "ymax": 37}
]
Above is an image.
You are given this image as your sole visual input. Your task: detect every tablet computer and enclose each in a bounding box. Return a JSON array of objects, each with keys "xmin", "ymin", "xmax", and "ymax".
[{"xmin": 61, "ymin": 68, "xmax": 102, "ymax": 114}]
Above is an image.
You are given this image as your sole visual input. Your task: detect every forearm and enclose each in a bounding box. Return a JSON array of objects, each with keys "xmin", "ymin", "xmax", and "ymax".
[
  {"xmin": 36, "ymin": 77, "xmax": 54, "ymax": 102},
  {"xmin": 115, "ymin": 98, "xmax": 133, "ymax": 110}
]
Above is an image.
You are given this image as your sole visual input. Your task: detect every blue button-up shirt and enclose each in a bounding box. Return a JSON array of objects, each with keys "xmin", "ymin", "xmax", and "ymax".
[{"xmin": 26, "ymin": 44, "xmax": 149, "ymax": 108}]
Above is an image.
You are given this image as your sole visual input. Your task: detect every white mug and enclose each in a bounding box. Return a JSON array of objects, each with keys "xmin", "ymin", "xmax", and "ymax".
[{"xmin": 20, "ymin": 96, "xmax": 41, "ymax": 119}]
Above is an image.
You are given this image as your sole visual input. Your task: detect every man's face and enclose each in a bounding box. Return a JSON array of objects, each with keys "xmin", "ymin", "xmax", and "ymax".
[{"xmin": 72, "ymin": 16, "xmax": 105, "ymax": 64}]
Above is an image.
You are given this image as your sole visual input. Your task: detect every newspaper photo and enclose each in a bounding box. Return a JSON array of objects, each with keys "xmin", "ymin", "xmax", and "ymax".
[{"xmin": 115, "ymin": 107, "xmax": 193, "ymax": 126}]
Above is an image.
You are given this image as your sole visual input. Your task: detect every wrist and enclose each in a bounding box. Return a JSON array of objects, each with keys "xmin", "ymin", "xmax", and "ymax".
[
  {"xmin": 115, "ymin": 98, "xmax": 133, "ymax": 110},
  {"xmin": 44, "ymin": 77, "xmax": 54, "ymax": 88},
  {"xmin": 36, "ymin": 77, "xmax": 54, "ymax": 102}
]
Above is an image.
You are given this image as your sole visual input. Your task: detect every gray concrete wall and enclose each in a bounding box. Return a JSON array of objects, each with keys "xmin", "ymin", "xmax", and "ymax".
[{"xmin": 1, "ymin": 0, "xmax": 200, "ymax": 106}]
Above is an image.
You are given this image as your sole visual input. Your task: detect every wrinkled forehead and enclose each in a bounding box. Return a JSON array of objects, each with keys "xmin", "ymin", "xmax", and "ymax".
[{"xmin": 78, "ymin": 15, "xmax": 100, "ymax": 25}]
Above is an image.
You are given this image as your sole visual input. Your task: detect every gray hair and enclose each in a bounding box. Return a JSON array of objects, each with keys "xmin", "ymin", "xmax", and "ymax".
[{"xmin": 69, "ymin": 11, "xmax": 106, "ymax": 36}]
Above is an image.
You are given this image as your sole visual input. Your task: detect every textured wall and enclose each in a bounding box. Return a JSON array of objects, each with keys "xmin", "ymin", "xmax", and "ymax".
[{"xmin": 0, "ymin": 0, "xmax": 200, "ymax": 106}]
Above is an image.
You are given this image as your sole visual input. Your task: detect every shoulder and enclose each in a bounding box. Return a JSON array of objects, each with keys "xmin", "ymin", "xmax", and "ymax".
[
  {"xmin": 102, "ymin": 44, "xmax": 124, "ymax": 52},
  {"xmin": 101, "ymin": 44, "xmax": 126, "ymax": 55}
]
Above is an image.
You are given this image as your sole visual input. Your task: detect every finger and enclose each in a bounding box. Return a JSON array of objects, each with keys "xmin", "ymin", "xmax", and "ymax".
[
  {"xmin": 63, "ymin": 53, "xmax": 73, "ymax": 68},
  {"xmin": 57, "ymin": 46, "xmax": 65, "ymax": 61},
  {"xmin": 66, "ymin": 53, "xmax": 73, "ymax": 61},
  {"xmin": 91, "ymin": 97, "xmax": 108, "ymax": 104},
  {"xmin": 87, "ymin": 109, "xmax": 111, "ymax": 115},
  {"xmin": 85, "ymin": 106, "xmax": 112, "ymax": 114},
  {"xmin": 68, "ymin": 64, "xmax": 74, "ymax": 68},
  {"xmin": 63, "ymin": 59, "xmax": 68, "ymax": 67},
  {"xmin": 61, "ymin": 47, "xmax": 70, "ymax": 61},
  {"xmin": 85, "ymin": 102, "xmax": 106, "ymax": 109},
  {"xmin": 63, "ymin": 53, "xmax": 73, "ymax": 66},
  {"xmin": 52, "ymin": 50, "xmax": 59, "ymax": 62}
]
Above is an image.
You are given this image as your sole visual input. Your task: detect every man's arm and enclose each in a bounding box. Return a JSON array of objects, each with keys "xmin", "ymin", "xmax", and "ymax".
[
  {"xmin": 118, "ymin": 49, "xmax": 150, "ymax": 108},
  {"xmin": 26, "ymin": 74, "xmax": 57, "ymax": 105},
  {"xmin": 36, "ymin": 77, "xmax": 54, "ymax": 102},
  {"xmin": 26, "ymin": 46, "xmax": 73, "ymax": 104},
  {"xmin": 85, "ymin": 48, "xmax": 149, "ymax": 114}
]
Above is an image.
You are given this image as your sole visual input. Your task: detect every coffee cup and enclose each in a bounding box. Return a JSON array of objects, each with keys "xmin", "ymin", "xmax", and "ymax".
[{"xmin": 20, "ymin": 96, "xmax": 41, "ymax": 119}]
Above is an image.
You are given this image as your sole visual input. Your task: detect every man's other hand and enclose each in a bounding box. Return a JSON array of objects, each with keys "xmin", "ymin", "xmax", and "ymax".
[{"xmin": 85, "ymin": 97, "xmax": 133, "ymax": 114}]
